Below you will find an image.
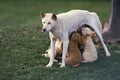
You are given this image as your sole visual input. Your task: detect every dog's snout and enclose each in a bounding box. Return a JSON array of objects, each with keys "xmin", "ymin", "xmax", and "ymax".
[{"xmin": 42, "ymin": 28, "xmax": 46, "ymax": 32}]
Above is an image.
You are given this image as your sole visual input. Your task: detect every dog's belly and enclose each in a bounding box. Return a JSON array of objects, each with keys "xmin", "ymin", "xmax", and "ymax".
[
  {"xmin": 58, "ymin": 10, "xmax": 102, "ymax": 36},
  {"xmin": 68, "ymin": 25, "xmax": 82, "ymax": 36}
]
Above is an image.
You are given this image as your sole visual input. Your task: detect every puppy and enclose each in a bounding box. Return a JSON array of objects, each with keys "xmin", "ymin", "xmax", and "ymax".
[
  {"xmin": 43, "ymin": 39, "xmax": 62, "ymax": 61},
  {"xmin": 41, "ymin": 10, "xmax": 111, "ymax": 67},
  {"xmin": 81, "ymin": 27, "xmax": 98, "ymax": 63},
  {"xmin": 65, "ymin": 32, "xmax": 82, "ymax": 67}
]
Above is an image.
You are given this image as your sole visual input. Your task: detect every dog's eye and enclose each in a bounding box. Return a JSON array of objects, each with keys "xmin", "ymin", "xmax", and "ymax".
[{"xmin": 48, "ymin": 22, "xmax": 51, "ymax": 24}]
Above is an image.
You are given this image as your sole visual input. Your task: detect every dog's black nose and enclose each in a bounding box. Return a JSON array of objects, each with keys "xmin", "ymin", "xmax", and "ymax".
[{"xmin": 42, "ymin": 28, "xmax": 46, "ymax": 32}]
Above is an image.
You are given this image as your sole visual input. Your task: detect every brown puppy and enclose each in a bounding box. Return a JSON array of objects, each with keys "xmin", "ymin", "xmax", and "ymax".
[{"xmin": 65, "ymin": 32, "xmax": 82, "ymax": 67}]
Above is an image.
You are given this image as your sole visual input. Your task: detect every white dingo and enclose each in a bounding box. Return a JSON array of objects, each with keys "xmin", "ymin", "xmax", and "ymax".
[{"xmin": 40, "ymin": 10, "xmax": 111, "ymax": 67}]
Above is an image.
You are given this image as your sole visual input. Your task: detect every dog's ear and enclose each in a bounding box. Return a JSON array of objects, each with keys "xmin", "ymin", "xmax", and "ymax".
[
  {"xmin": 52, "ymin": 13, "xmax": 57, "ymax": 20},
  {"xmin": 40, "ymin": 12, "xmax": 46, "ymax": 18}
]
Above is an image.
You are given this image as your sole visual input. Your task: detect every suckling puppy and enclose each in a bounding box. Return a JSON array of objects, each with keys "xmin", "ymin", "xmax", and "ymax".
[
  {"xmin": 65, "ymin": 32, "xmax": 82, "ymax": 67},
  {"xmin": 81, "ymin": 27, "xmax": 98, "ymax": 63}
]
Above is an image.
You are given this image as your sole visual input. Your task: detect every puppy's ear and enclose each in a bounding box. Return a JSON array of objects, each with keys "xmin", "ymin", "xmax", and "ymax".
[
  {"xmin": 82, "ymin": 28, "xmax": 91, "ymax": 36},
  {"xmin": 52, "ymin": 13, "xmax": 57, "ymax": 20},
  {"xmin": 87, "ymin": 30, "xmax": 95, "ymax": 36},
  {"xmin": 40, "ymin": 12, "xmax": 46, "ymax": 18}
]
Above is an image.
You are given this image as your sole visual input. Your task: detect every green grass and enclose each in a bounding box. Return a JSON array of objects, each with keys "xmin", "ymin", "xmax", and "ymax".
[{"xmin": 0, "ymin": 0, "xmax": 120, "ymax": 80}]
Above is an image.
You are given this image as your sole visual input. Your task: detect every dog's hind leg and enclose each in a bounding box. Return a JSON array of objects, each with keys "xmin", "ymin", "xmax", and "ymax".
[{"xmin": 92, "ymin": 27, "xmax": 111, "ymax": 57}]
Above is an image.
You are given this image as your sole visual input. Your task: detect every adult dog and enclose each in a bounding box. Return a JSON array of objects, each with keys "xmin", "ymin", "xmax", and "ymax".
[{"xmin": 40, "ymin": 10, "xmax": 111, "ymax": 67}]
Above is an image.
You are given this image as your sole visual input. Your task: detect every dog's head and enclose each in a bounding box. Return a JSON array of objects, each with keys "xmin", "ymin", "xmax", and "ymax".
[{"xmin": 40, "ymin": 12, "xmax": 57, "ymax": 32}]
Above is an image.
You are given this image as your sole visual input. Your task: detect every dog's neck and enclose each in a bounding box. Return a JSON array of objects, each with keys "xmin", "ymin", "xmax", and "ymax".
[
  {"xmin": 50, "ymin": 26, "xmax": 58, "ymax": 33},
  {"xmin": 49, "ymin": 19, "xmax": 63, "ymax": 39}
]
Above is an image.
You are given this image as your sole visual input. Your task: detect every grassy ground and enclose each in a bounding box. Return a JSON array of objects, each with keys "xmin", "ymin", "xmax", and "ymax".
[{"xmin": 0, "ymin": 0, "xmax": 120, "ymax": 80}]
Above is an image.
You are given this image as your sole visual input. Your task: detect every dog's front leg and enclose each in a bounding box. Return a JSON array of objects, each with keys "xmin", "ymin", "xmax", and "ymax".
[
  {"xmin": 46, "ymin": 34, "xmax": 56, "ymax": 67},
  {"xmin": 60, "ymin": 38, "xmax": 69, "ymax": 68},
  {"xmin": 46, "ymin": 39, "xmax": 55, "ymax": 67}
]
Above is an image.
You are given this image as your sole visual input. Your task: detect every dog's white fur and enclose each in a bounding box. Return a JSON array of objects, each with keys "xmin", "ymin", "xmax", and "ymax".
[
  {"xmin": 81, "ymin": 27, "xmax": 98, "ymax": 62},
  {"xmin": 41, "ymin": 10, "xmax": 111, "ymax": 67}
]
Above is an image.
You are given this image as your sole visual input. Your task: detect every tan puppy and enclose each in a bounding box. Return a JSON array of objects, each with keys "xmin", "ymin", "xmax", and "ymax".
[
  {"xmin": 43, "ymin": 39, "xmax": 62, "ymax": 61},
  {"xmin": 81, "ymin": 27, "xmax": 98, "ymax": 63},
  {"xmin": 65, "ymin": 32, "xmax": 82, "ymax": 67}
]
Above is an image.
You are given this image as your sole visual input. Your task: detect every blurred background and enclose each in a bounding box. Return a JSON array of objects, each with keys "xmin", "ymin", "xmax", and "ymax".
[{"xmin": 0, "ymin": 0, "xmax": 111, "ymax": 27}]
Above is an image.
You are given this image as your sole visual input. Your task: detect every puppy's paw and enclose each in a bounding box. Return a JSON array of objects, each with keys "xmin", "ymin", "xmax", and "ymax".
[
  {"xmin": 73, "ymin": 64, "xmax": 80, "ymax": 67},
  {"xmin": 59, "ymin": 62, "xmax": 62, "ymax": 65},
  {"xmin": 42, "ymin": 53, "xmax": 48, "ymax": 57},
  {"xmin": 81, "ymin": 60, "xmax": 88, "ymax": 63}
]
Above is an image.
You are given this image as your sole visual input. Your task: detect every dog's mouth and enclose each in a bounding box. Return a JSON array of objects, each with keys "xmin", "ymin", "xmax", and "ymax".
[
  {"xmin": 42, "ymin": 26, "xmax": 56, "ymax": 33},
  {"xmin": 42, "ymin": 28, "xmax": 49, "ymax": 32}
]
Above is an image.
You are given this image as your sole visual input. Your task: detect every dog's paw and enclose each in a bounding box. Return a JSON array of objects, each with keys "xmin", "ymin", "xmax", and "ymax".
[
  {"xmin": 60, "ymin": 63, "xmax": 65, "ymax": 68},
  {"xmin": 46, "ymin": 63, "xmax": 53, "ymax": 67},
  {"xmin": 106, "ymin": 52, "xmax": 111, "ymax": 57},
  {"xmin": 106, "ymin": 54, "xmax": 111, "ymax": 57}
]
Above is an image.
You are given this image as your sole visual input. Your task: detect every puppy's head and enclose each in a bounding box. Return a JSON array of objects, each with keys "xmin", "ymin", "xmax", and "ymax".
[
  {"xmin": 81, "ymin": 27, "xmax": 95, "ymax": 36},
  {"xmin": 71, "ymin": 33, "xmax": 81, "ymax": 42},
  {"xmin": 40, "ymin": 12, "xmax": 57, "ymax": 32}
]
